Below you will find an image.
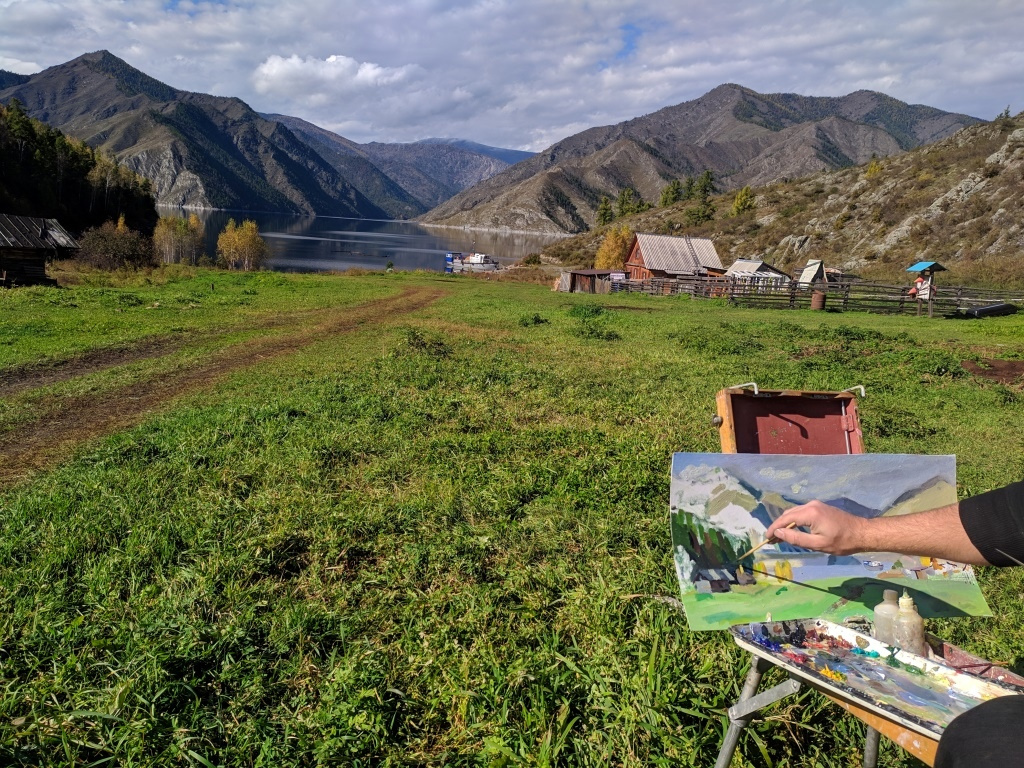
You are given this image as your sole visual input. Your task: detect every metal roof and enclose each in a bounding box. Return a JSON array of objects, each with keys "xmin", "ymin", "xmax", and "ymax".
[
  {"xmin": 0, "ymin": 215, "xmax": 79, "ymax": 250},
  {"xmin": 725, "ymin": 259, "xmax": 789, "ymax": 279},
  {"xmin": 907, "ymin": 261, "xmax": 946, "ymax": 272},
  {"xmin": 632, "ymin": 233, "xmax": 722, "ymax": 274}
]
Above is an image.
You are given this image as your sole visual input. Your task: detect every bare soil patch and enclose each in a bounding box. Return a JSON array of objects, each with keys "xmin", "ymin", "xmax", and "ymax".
[
  {"xmin": 0, "ymin": 336, "xmax": 188, "ymax": 397},
  {"xmin": 962, "ymin": 358, "xmax": 1024, "ymax": 385},
  {"xmin": 0, "ymin": 287, "xmax": 445, "ymax": 486}
]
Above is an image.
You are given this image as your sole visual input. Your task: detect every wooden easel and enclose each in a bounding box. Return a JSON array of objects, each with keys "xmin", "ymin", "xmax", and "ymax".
[
  {"xmin": 710, "ymin": 383, "xmax": 1024, "ymax": 767},
  {"xmin": 711, "ymin": 383, "xmax": 892, "ymax": 768}
]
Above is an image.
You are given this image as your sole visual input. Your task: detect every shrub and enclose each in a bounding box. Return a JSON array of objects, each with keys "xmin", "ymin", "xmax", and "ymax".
[
  {"xmin": 518, "ymin": 313, "xmax": 549, "ymax": 327},
  {"xmin": 77, "ymin": 216, "xmax": 154, "ymax": 270}
]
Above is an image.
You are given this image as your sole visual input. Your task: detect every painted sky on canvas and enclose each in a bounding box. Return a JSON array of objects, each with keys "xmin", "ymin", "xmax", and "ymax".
[
  {"xmin": 673, "ymin": 453, "xmax": 956, "ymax": 512},
  {"xmin": 1, "ymin": 1, "xmax": 1022, "ymax": 149}
]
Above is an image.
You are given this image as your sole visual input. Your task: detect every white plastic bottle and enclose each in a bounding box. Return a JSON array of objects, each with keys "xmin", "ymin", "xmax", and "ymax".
[
  {"xmin": 873, "ymin": 589, "xmax": 900, "ymax": 644},
  {"xmin": 894, "ymin": 590, "xmax": 927, "ymax": 656}
]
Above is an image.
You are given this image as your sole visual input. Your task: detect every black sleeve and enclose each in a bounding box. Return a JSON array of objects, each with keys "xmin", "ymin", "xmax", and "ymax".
[{"xmin": 959, "ymin": 480, "xmax": 1024, "ymax": 567}]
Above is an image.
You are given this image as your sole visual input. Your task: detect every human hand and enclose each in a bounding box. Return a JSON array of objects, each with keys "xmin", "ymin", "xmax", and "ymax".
[{"xmin": 765, "ymin": 500, "xmax": 870, "ymax": 555}]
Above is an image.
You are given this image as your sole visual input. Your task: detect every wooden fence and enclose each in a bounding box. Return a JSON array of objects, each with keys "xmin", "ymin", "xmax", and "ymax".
[{"xmin": 609, "ymin": 276, "xmax": 1024, "ymax": 315}]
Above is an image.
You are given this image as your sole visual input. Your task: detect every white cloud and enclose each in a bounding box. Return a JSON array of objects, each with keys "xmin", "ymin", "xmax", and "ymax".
[{"xmin": 1, "ymin": 0, "xmax": 1022, "ymax": 149}]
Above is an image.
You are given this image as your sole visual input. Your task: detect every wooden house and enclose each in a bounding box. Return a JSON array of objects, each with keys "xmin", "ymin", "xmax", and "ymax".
[
  {"xmin": 725, "ymin": 258, "xmax": 790, "ymax": 284},
  {"xmin": 624, "ymin": 234, "xmax": 724, "ymax": 281},
  {"xmin": 0, "ymin": 215, "xmax": 78, "ymax": 287}
]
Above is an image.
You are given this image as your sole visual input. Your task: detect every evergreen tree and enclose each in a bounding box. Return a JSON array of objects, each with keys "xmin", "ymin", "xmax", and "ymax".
[
  {"xmin": 596, "ymin": 196, "xmax": 614, "ymax": 225},
  {"xmin": 682, "ymin": 176, "xmax": 696, "ymax": 200},
  {"xmin": 694, "ymin": 170, "xmax": 716, "ymax": 199},
  {"xmin": 659, "ymin": 179, "xmax": 683, "ymax": 207},
  {"xmin": 615, "ymin": 188, "xmax": 637, "ymax": 218},
  {"xmin": 614, "ymin": 187, "xmax": 649, "ymax": 218}
]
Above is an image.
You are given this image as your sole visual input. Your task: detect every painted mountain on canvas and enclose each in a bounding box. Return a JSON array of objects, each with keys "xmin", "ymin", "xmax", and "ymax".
[
  {"xmin": 422, "ymin": 84, "xmax": 982, "ymax": 233},
  {"xmin": 668, "ymin": 453, "xmax": 987, "ymax": 631}
]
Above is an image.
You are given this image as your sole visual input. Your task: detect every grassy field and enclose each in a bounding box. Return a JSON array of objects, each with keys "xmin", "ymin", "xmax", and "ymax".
[{"xmin": 1, "ymin": 268, "xmax": 1023, "ymax": 767}]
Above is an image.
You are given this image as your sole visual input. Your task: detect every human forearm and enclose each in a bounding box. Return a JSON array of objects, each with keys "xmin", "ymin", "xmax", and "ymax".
[
  {"xmin": 766, "ymin": 501, "xmax": 991, "ymax": 565},
  {"xmin": 851, "ymin": 504, "xmax": 989, "ymax": 564}
]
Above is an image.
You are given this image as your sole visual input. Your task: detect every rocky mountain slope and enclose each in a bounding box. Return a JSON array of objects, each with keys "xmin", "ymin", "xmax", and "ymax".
[
  {"xmin": 0, "ymin": 51, "xmax": 526, "ymax": 218},
  {"xmin": 543, "ymin": 114, "xmax": 1023, "ymax": 286},
  {"xmin": 269, "ymin": 114, "xmax": 530, "ymax": 214},
  {"xmin": 359, "ymin": 141, "xmax": 517, "ymax": 209},
  {"xmin": 423, "ymin": 84, "xmax": 981, "ymax": 235},
  {"xmin": 0, "ymin": 51, "xmax": 391, "ymax": 217}
]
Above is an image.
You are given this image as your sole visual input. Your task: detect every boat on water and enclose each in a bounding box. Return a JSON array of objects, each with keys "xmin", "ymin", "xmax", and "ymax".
[{"xmin": 445, "ymin": 252, "xmax": 500, "ymax": 273}]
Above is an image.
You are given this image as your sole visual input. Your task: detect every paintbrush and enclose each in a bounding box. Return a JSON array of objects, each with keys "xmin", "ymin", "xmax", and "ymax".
[{"xmin": 737, "ymin": 522, "xmax": 798, "ymax": 561}]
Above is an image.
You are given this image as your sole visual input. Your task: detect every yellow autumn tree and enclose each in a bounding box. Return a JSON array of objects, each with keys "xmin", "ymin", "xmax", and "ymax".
[
  {"xmin": 217, "ymin": 219, "xmax": 268, "ymax": 271},
  {"xmin": 594, "ymin": 224, "xmax": 634, "ymax": 270},
  {"xmin": 153, "ymin": 214, "xmax": 205, "ymax": 265}
]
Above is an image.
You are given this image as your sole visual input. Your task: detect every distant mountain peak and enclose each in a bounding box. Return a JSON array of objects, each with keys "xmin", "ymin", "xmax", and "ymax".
[{"xmin": 74, "ymin": 50, "xmax": 180, "ymax": 102}]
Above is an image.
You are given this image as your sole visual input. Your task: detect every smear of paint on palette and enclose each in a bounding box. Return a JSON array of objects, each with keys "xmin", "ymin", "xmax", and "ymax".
[{"xmin": 733, "ymin": 619, "xmax": 1020, "ymax": 734}]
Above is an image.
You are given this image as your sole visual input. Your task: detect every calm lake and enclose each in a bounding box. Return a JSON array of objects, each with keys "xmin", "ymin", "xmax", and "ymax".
[{"xmin": 170, "ymin": 209, "xmax": 565, "ymax": 273}]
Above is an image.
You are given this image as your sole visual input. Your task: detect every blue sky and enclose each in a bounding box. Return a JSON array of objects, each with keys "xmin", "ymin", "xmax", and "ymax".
[{"xmin": 0, "ymin": 1, "xmax": 1021, "ymax": 150}]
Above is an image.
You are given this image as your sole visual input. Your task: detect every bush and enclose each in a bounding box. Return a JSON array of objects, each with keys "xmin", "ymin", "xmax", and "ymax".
[
  {"xmin": 518, "ymin": 313, "xmax": 549, "ymax": 327},
  {"xmin": 567, "ymin": 304, "xmax": 605, "ymax": 320},
  {"xmin": 77, "ymin": 217, "xmax": 154, "ymax": 270}
]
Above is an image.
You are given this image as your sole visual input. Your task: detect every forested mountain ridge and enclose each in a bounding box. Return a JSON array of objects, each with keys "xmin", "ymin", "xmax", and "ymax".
[
  {"xmin": 0, "ymin": 51, "xmax": 530, "ymax": 219},
  {"xmin": 422, "ymin": 84, "xmax": 981, "ymax": 234},
  {"xmin": 0, "ymin": 99, "xmax": 156, "ymax": 234}
]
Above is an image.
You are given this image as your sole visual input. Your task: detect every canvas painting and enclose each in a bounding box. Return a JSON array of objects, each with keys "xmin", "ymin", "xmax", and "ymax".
[{"xmin": 670, "ymin": 453, "xmax": 992, "ymax": 631}]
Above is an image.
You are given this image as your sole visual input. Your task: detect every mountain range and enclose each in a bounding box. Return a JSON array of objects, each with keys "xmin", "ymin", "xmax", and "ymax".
[
  {"xmin": 543, "ymin": 111, "xmax": 1023, "ymax": 280},
  {"xmin": 0, "ymin": 51, "xmax": 530, "ymax": 218},
  {"xmin": 0, "ymin": 51, "xmax": 984, "ymax": 238},
  {"xmin": 422, "ymin": 85, "xmax": 982, "ymax": 234}
]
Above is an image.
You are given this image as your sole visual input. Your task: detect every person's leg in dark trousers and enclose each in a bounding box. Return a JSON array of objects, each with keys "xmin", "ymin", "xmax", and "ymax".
[{"xmin": 935, "ymin": 696, "xmax": 1024, "ymax": 768}]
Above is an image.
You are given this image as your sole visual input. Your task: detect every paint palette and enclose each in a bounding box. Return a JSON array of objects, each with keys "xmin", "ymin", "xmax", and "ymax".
[{"xmin": 732, "ymin": 619, "xmax": 1023, "ymax": 737}]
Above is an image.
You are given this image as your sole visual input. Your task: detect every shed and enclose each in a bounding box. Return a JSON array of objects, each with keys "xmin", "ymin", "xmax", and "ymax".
[
  {"xmin": 625, "ymin": 234, "xmax": 724, "ymax": 281},
  {"xmin": 563, "ymin": 268, "xmax": 625, "ymax": 293},
  {"xmin": 0, "ymin": 215, "xmax": 78, "ymax": 287},
  {"xmin": 725, "ymin": 259, "xmax": 790, "ymax": 283}
]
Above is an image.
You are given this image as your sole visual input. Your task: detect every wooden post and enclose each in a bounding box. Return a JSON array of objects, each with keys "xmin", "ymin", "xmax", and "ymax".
[{"xmin": 928, "ymin": 271, "xmax": 935, "ymax": 318}]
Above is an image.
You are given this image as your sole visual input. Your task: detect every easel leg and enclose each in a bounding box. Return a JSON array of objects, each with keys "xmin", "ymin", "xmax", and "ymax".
[
  {"xmin": 715, "ymin": 654, "xmax": 771, "ymax": 768},
  {"xmin": 863, "ymin": 726, "xmax": 881, "ymax": 768}
]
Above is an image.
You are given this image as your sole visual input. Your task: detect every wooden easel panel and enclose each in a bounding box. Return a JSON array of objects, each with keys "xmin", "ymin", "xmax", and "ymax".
[{"xmin": 716, "ymin": 388, "xmax": 864, "ymax": 455}]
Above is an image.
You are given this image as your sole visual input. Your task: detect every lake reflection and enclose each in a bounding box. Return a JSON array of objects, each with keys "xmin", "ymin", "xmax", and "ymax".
[{"xmin": 166, "ymin": 209, "xmax": 565, "ymax": 273}]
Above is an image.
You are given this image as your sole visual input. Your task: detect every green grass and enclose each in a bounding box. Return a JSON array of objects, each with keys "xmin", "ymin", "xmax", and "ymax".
[{"xmin": 1, "ymin": 272, "xmax": 1023, "ymax": 766}]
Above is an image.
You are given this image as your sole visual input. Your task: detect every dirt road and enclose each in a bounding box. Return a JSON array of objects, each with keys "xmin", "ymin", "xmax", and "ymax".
[{"xmin": 0, "ymin": 286, "xmax": 445, "ymax": 486}]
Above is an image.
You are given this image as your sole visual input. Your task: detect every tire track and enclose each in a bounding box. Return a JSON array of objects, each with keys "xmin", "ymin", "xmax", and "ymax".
[{"xmin": 0, "ymin": 286, "xmax": 445, "ymax": 486}]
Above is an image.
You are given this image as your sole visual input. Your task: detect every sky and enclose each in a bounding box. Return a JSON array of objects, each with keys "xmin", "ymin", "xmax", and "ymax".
[{"xmin": 1, "ymin": 0, "xmax": 1022, "ymax": 151}]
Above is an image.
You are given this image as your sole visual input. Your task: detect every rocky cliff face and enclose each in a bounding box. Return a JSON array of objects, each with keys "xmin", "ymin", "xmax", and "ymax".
[{"xmin": 423, "ymin": 84, "xmax": 981, "ymax": 235}]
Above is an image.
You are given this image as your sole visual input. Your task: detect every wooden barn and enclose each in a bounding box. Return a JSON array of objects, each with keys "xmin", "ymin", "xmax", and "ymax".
[
  {"xmin": 0, "ymin": 215, "xmax": 78, "ymax": 287},
  {"xmin": 624, "ymin": 234, "xmax": 724, "ymax": 281}
]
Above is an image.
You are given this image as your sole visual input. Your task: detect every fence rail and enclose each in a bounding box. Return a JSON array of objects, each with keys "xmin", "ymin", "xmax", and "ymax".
[{"xmin": 608, "ymin": 276, "xmax": 1024, "ymax": 315}]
